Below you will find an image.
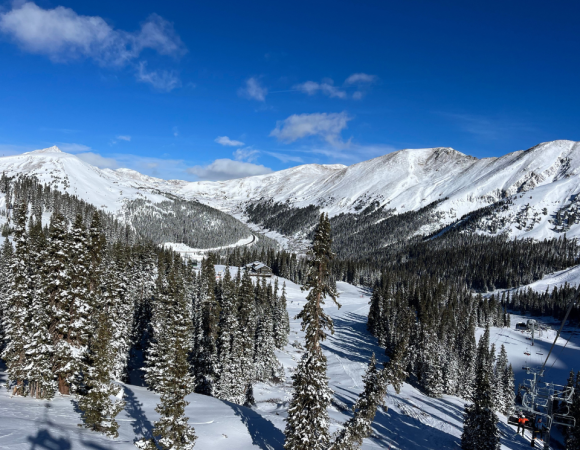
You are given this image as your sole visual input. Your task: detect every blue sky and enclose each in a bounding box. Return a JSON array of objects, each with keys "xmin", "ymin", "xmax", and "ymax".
[{"xmin": 0, "ymin": 0, "xmax": 579, "ymax": 181}]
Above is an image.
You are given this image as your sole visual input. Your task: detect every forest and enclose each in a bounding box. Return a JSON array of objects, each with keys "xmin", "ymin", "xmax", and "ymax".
[{"xmin": 1, "ymin": 173, "xmax": 580, "ymax": 449}]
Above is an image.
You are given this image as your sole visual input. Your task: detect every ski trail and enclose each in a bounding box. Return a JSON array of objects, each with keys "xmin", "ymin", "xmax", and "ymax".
[{"xmin": 334, "ymin": 354, "xmax": 359, "ymax": 388}]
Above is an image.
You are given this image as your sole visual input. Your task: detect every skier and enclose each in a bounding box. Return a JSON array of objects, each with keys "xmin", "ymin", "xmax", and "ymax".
[{"xmin": 517, "ymin": 413, "xmax": 529, "ymax": 436}]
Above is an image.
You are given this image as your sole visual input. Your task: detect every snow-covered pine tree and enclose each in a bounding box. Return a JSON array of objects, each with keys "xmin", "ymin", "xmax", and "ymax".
[
  {"xmin": 25, "ymin": 217, "xmax": 56, "ymax": 399},
  {"xmin": 237, "ymin": 268, "xmax": 257, "ymax": 398},
  {"xmin": 285, "ymin": 213, "xmax": 340, "ymax": 450},
  {"xmin": 442, "ymin": 336, "xmax": 461, "ymax": 396},
  {"xmin": 419, "ymin": 328, "xmax": 444, "ymax": 398},
  {"xmin": 1, "ymin": 201, "xmax": 32, "ymax": 395},
  {"xmin": 136, "ymin": 255, "xmax": 197, "ymax": 450},
  {"xmin": 461, "ymin": 325, "xmax": 500, "ymax": 450},
  {"xmin": 102, "ymin": 245, "xmax": 133, "ymax": 380},
  {"xmin": 272, "ymin": 279, "xmax": 290, "ymax": 349},
  {"xmin": 78, "ymin": 305, "xmax": 125, "ymax": 437},
  {"xmin": 65, "ymin": 214, "xmax": 92, "ymax": 389},
  {"xmin": 44, "ymin": 211, "xmax": 76, "ymax": 395},
  {"xmin": 144, "ymin": 254, "xmax": 172, "ymax": 393},
  {"xmin": 254, "ymin": 302, "xmax": 284, "ymax": 382},
  {"xmin": 129, "ymin": 244, "xmax": 158, "ymax": 364},
  {"xmin": 494, "ymin": 344, "xmax": 509, "ymax": 414},
  {"xmin": 0, "ymin": 239, "xmax": 13, "ymax": 352},
  {"xmin": 502, "ymin": 364, "xmax": 515, "ymax": 416},
  {"xmin": 214, "ymin": 266, "xmax": 246, "ymax": 403},
  {"xmin": 488, "ymin": 343, "xmax": 501, "ymax": 412},
  {"xmin": 329, "ymin": 354, "xmax": 388, "ymax": 450},
  {"xmin": 193, "ymin": 257, "xmax": 220, "ymax": 396},
  {"xmin": 457, "ymin": 313, "xmax": 477, "ymax": 400},
  {"xmin": 367, "ymin": 286, "xmax": 385, "ymax": 344}
]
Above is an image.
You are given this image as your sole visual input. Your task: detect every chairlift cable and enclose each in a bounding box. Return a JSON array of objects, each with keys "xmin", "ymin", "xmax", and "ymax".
[
  {"xmin": 541, "ymin": 298, "xmax": 576, "ymax": 372},
  {"xmin": 546, "ymin": 331, "xmax": 573, "ymax": 372}
]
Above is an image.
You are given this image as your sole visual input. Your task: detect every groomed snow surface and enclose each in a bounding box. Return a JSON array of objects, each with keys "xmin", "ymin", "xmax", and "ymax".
[{"xmin": 2, "ymin": 267, "xmax": 578, "ymax": 449}]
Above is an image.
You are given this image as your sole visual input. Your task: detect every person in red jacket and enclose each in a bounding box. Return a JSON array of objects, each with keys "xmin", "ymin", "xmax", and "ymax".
[{"xmin": 517, "ymin": 414, "xmax": 529, "ymax": 436}]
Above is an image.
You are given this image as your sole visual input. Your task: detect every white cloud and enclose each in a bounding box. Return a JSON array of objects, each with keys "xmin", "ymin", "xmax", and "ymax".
[
  {"xmin": 117, "ymin": 135, "xmax": 131, "ymax": 141},
  {"xmin": 294, "ymin": 79, "xmax": 347, "ymax": 99},
  {"xmin": 305, "ymin": 143, "xmax": 396, "ymax": 162},
  {"xmin": 136, "ymin": 61, "xmax": 181, "ymax": 91},
  {"xmin": 57, "ymin": 142, "xmax": 92, "ymax": 153},
  {"xmin": 238, "ymin": 77, "xmax": 267, "ymax": 102},
  {"xmin": 187, "ymin": 159, "xmax": 272, "ymax": 181},
  {"xmin": 344, "ymin": 73, "xmax": 377, "ymax": 85},
  {"xmin": 233, "ymin": 147, "xmax": 259, "ymax": 162},
  {"xmin": 264, "ymin": 151, "xmax": 304, "ymax": 163},
  {"xmin": 270, "ymin": 112, "xmax": 352, "ymax": 147},
  {"xmin": 113, "ymin": 154, "xmax": 185, "ymax": 179},
  {"xmin": 0, "ymin": 3, "xmax": 185, "ymax": 66},
  {"xmin": 173, "ymin": 126, "xmax": 179, "ymax": 137},
  {"xmin": 76, "ymin": 152, "xmax": 119, "ymax": 169},
  {"xmin": 215, "ymin": 136, "xmax": 245, "ymax": 147}
]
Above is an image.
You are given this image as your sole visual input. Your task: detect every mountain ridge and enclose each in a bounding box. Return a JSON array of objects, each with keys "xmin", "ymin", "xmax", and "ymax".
[{"xmin": 2, "ymin": 139, "xmax": 580, "ymax": 246}]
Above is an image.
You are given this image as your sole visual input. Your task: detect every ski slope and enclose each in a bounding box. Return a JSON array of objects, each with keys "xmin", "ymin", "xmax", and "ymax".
[{"xmin": 2, "ymin": 269, "xmax": 574, "ymax": 449}]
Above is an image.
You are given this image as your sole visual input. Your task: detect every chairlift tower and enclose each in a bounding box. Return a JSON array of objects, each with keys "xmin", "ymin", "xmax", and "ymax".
[{"xmin": 514, "ymin": 301, "xmax": 576, "ymax": 449}]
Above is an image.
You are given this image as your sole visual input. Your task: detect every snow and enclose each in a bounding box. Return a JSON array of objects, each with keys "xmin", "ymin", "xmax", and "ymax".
[
  {"xmin": 4, "ymin": 141, "xmax": 580, "ymax": 246},
  {"xmin": 164, "ymin": 235, "xmax": 256, "ymax": 261},
  {"xmin": 3, "ymin": 269, "xmax": 575, "ymax": 449},
  {"xmin": 510, "ymin": 264, "xmax": 580, "ymax": 293},
  {"xmin": 0, "ymin": 147, "xmax": 169, "ymax": 215},
  {"xmin": 2, "ymin": 143, "xmax": 580, "ymax": 448}
]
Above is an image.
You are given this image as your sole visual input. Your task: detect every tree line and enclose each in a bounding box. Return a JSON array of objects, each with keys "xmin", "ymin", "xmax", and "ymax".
[{"xmin": 0, "ymin": 199, "xmax": 289, "ymax": 447}]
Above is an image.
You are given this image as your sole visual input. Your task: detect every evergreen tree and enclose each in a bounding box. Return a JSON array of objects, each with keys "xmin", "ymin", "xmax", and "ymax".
[
  {"xmin": 144, "ymin": 256, "xmax": 172, "ymax": 393},
  {"xmin": 285, "ymin": 214, "xmax": 340, "ymax": 450},
  {"xmin": 25, "ymin": 216, "xmax": 56, "ymax": 399},
  {"xmin": 102, "ymin": 246, "xmax": 132, "ymax": 380},
  {"xmin": 237, "ymin": 268, "xmax": 257, "ymax": 399},
  {"xmin": 214, "ymin": 267, "xmax": 246, "ymax": 403},
  {"xmin": 329, "ymin": 354, "xmax": 388, "ymax": 450},
  {"xmin": 503, "ymin": 364, "xmax": 515, "ymax": 416},
  {"xmin": 254, "ymin": 304, "xmax": 284, "ymax": 382},
  {"xmin": 45, "ymin": 211, "xmax": 76, "ymax": 395},
  {"xmin": 419, "ymin": 329, "xmax": 444, "ymax": 398},
  {"xmin": 0, "ymin": 239, "xmax": 14, "ymax": 351},
  {"xmin": 137, "ymin": 256, "xmax": 197, "ymax": 450},
  {"xmin": 495, "ymin": 345, "xmax": 513, "ymax": 415},
  {"xmin": 272, "ymin": 279, "xmax": 290, "ymax": 349},
  {"xmin": 78, "ymin": 307, "xmax": 125, "ymax": 437},
  {"xmin": 461, "ymin": 326, "xmax": 500, "ymax": 450},
  {"xmin": 193, "ymin": 257, "xmax": 220, "ymax": 396},
  {"xmin": 1, "ymin": 201, "xmax": 32, "ymax": 395}
]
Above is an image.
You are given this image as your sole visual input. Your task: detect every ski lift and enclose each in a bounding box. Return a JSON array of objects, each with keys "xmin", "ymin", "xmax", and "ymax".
[{"xmin": 524, "ymin": 348, "xmax": 531, "ymax": 356}]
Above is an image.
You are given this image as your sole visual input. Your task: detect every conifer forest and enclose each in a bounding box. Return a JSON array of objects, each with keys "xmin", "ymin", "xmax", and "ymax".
[
  {"xmin": 1, "ymin": 0, "xmax": 580, "ymax": 448},
  {"xmin": 2, "ymin": 155, "xmax": 580, "ymax": 450}
]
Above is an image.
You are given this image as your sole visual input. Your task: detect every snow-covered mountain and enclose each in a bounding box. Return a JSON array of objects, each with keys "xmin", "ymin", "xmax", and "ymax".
[
  {"xmin": 3, "ymin": 140, "xmax": 580, "ymax": 244},
  {"xmin": 0, "ymin": 147, "xmax": 261, "ymax": 251},
  {"xmin": 0, "ymin": 146, "xmax": 174, "ymax": 212},
  {"xmin": 178, "ymin": 140, "xmax": 580, "ymax": 241}
]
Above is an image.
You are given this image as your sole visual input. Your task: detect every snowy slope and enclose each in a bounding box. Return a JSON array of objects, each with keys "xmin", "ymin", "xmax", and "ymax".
[
  {"xmin": 3, "ymin": 141, "xmax": 580, "ymax": 244},
  {"xmin": 0, "ymin": 147, "xmax": 258, "ymax": 250},
  {"xmin": 0, "ymin": 147, "xmax": 170, "ymax": 214},
  {"xmin": 0, "ymin": 269, "xmax": 565, "ymax": 450},
  {"xmin": 176, "ymin": 140, "xmax": 580, "ymax": 240}
]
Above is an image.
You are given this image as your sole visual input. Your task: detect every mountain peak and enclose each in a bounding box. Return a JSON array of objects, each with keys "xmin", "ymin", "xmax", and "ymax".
[{"xmin": 26, "ymin": 146, "xmax": 64, "ymax": 154}]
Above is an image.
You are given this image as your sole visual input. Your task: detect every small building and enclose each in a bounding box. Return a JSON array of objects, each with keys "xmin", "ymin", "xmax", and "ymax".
[{"xmin": 244, "ymin": 261, "xmax": 272, "ymax": 277}]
